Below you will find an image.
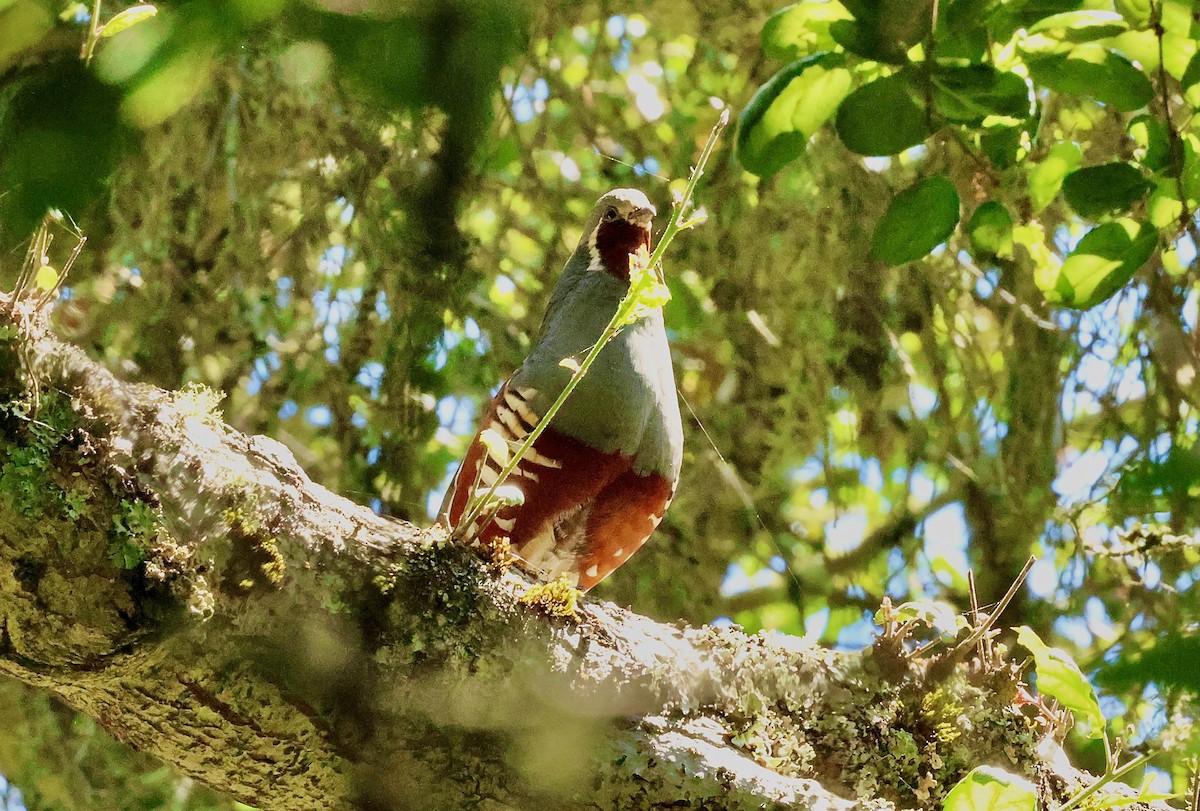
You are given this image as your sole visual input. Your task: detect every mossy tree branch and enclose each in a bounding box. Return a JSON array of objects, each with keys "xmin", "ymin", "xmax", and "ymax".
[{"xmin": 0, "ymin": 297, "xmax": 1168, "ymax": 811}]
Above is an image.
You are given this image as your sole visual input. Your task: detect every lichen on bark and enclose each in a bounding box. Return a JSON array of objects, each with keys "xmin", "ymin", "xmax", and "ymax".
[{"xmin": 0, "ymin": 298, "xmax": 1172, "ymax": 810}]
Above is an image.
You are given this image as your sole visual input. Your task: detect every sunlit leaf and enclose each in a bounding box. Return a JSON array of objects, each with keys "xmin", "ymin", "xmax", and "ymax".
[
  {"xmin": 944, "ymin": 766, "xmax": 1036, "ymax": 811},
  {"xmin": 761, "ymin": 2, "xmax": 852, "ymax": 62},
  {"xmin": 966, "ymin": 201, "xmax": 1014, "ymax": 258},
  {"xmin": 1027, "ymin": 46, "xmax": 1154, "ymax": 111},
  {"xmin": 1016, "ymin": 626, "xmax": 1106, "ymax": 736},
  {"xmin": 58, "ymin": 2, "xmax": 88, "ymax": 22},
  {"xmin": 1026, "ymin": 10, "xmax": 1127, "ymax": 41},
  {"xmin": 878, "ymin": 599, "xmax": 966, "ymax": 635},
  {"xmin": 1128, "ymin": 115, "xmax": 1172, "ymax": 172},
  {"xmin": 1006, "ymin": 0, "xmax": 1084, "ymax": 28},
  {"xmin": 1114, "ymin": 0, "xmax": 1152, "ymax": 25},
  {"xmin": 1027, "ymin": 142, "xmax": 1081, "ymax": 212},
  {"xmin": 97, "ymin": 4, "xmax": 157, "ymax": 38},
  {"xmin": 870, "ymin": 175, "xmax": 960, "ymax": 265},
  {"xmin": 478, "ymin": 428, "xmax": 510, "ymax": 466},
  {"xmin": 1062, "ymin": 162, "xmax": 1150, "ymax": 219},
  {"xmin": 0, "ymin": 0, "xmax": 52, "ymax": 69},
  {"xmin": 736, "ymin": 54, "xmax": 852, "ymax": 177},
  {"xmin": 33, "ymin": 265, "xmax": 57, "ymax": 292},
  {"xmin": 1039, "ymin": 219, "xmax": 1155, "ymax": 308},
  {"xmin": 835, "ymin": 73, "xmax": 927, "ymax": 156},
  {"xmin": 1147, "ymin": 179, "xmax": 1184, "ymax": 228}
]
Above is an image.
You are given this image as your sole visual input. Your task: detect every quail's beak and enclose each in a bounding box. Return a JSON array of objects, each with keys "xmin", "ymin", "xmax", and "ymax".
[{"xmin": 630, "ymin": 205, "xmax": 656, "ymax": 226}]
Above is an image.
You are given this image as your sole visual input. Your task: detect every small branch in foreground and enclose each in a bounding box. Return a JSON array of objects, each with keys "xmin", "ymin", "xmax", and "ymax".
[{"xmin": 925, "ymin": 555, "xmax": 1035, "ymax": 675}]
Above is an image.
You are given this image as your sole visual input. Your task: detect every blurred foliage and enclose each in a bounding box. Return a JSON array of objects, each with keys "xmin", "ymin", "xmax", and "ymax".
[
  {"xmin": 0, "ymin": 680, "xmax": 231, "ymax": 810},
  {"xmin": 1, "ymin": 0, "xmax": 1199, "ymax": 805}
]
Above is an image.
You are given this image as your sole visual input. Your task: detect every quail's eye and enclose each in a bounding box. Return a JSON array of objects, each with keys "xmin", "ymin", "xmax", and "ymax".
[{"xmin": 603, "ymin": 207, "xmax": 619, "ymax": 222}]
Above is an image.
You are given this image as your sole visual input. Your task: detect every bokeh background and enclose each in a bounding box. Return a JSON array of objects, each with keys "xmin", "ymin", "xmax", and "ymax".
[{"xmin": 1, "ymin": 0, "xmax": 1198, "ymax": 806}]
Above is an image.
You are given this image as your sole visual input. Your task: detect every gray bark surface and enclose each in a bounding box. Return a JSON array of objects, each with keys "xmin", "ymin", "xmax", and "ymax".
[{"xmin": 0, "ymin": 298, "xmax": 1166, "ymax": 810}]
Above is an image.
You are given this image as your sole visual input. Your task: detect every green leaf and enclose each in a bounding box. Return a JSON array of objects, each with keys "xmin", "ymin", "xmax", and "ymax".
[
  {"xmin": 828, "ymin": 0, "xmax": 934, "ymax": 63},
  {"xmin": 33, "ymin": 264, "xmax": 57, "ymax": 291},
  {"xmin": 878, "ymin": 0, "xmax": 934, "ymax": 56},
  {"xmin": 936, "ymin": 23, "xmax": 989, "ymax": 63},
  {"xmin": 478, "ymin": 428, "xmax": 510, "ymax": 466},
  {"xmin": 1101, "ymin": 631, "xmax": 1200, "ymax": 692},
  {"xmin": 944, "ymin": 766, "xmax": 1037, "ymax": 811},
  {"xmin": 1115, "ymin": 446, "xmax": 1200, "ymax": 507},
  {"xmin": 943, "ymin": 0, "xmax": 993, "ymax": 33},
  {"xmin": 1027, "ymin": 46, "xmax": 1154, "ymax": 111},
  {"xmin": 829, "ymin": 18, "xmax": 892, "ymax": 63},
  {"xmin": 1181, "ymin": 50, "xmax": 1200, "ymax": 91},
  {"xmin": 966, "ymin": 201, "xmax": 1014, "ymax": 257},
  {"xmin": 879, "ymin": 600, "xmax": 967, "ymax": 634},
  {"xmin": 835, "ymin": 73, "xmax": 927, "ymax": 156},
  {"xmin": 1183, "ymin": 133, "xmax": 1200, "ymax": 203},
  {"xmin": 871, "ymin": 175, "xmax": 961, "ymax": 265},
  {"xmin": 1040, "ymin": 219, "xmax": 1155, "ymax": 308},
  {"xmin": 1114, "ymin": 0, "xmax": 1152, "ymax": 25},
  {"xmin": 1026, "ymin": 10, "xmax": 1127, "ymax": 41},
  {"xmin": 761, "ymin": 2, "xmax": 853, "ymax": 62},
  {"xmin": 980, "ymin": 125, "xmax": 1027, "ymax": 169},
  {"xmin": 737, "ymin": 55, "xmax": 852, "ymax": 177},
  {"xmin": 1147, "ymin": 178, "xmax": 1184, "ymax": 228},
  {"xmin": 1062, "ymin": 162, "xmax": 1150, "ymax": 219},
  {"xmin": 840, "ymin": 0, "xmax": 880, "ymax": 18},
  {"xmin": 0, "ymin": 58, "xmax": 127, "ymax": 238},
  {"xmin": 1007, "ymin": 0, "xmax": 1083, "ymax": 28},
  {"xmin": 97, "ymin": 4, "xmax": 157, "ymax": 38},
  {"xmin": 1084, "ymin": 781, "xmax": 1181, "ymax": 810},
  {"xmin": 1027, "ymin": 142, "xmax": 1082, "ymax": 212},
  {"xmin": 1016, "ymin": 626, "xmax": 1106, "ymax": 736},
  {"xmin": 931, "ymin": 65, "xmax": 1033, "ymax": 125},
  {"xmin": 0, "ymin": 1, "xmax": 53, "ymax": 67},
  {"xmin": 1128, "ymin": 114, "xmax": 1172, "ymax": 172}
]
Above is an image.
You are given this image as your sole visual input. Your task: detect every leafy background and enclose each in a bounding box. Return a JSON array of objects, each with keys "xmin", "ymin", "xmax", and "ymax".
[{"xmin": 0, "ymin": 0, "xmax": 1198, "ymax": 806}]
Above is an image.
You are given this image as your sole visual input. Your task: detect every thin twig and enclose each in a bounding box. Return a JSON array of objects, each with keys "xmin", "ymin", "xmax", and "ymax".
[
  {"xmin": 926, "ymin": 556, "xmax": 1035, "ymax": 673},
  {"xmin": 968, "ymin": 570, "xmax": 987, "ymax": 660},
  {"xmin": 40, "ymin": 235, "xmax": 86, "ymax": 309},
  {"xmin": 948, "ymin": 555, "xmax": 1035, "ymax": 659},
  {"xmin": 82, "ymin": 0, "xmax": 103, "ymax": 64}
]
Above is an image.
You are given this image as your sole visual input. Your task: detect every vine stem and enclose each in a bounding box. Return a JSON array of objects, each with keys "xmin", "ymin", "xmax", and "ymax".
[
  {"xmin": 453, "ymin": 108, "xmax": 731, "ymax": 539},
  {"xmin": 82, "ymin": 0, "xmax": 103, "ymax": 64},
  {"xmin": 1057, "ymin": 751, "xmax": 1153, "ymax": 811}
]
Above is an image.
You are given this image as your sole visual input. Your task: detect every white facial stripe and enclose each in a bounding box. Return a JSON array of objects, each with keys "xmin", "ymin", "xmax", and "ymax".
[{"xmin": 586, "ymin": 226, "xmax": 604, "ymax": 274}]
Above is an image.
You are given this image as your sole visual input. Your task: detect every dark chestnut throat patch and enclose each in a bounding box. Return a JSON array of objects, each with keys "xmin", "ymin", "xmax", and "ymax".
[{"xmin": 596, "ymin": 219, "xmax": 651, "ymax": 282}]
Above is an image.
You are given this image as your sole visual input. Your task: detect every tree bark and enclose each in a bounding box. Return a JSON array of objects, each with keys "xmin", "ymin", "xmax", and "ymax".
[{"xmin": 0, "ymin": 297, "xmax": 1165, "ymax": 810}]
